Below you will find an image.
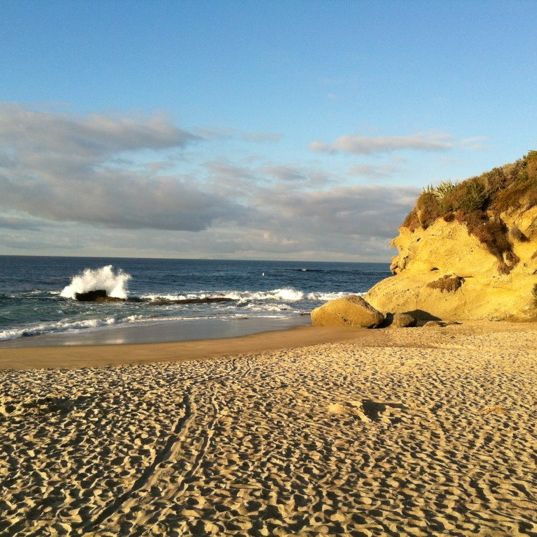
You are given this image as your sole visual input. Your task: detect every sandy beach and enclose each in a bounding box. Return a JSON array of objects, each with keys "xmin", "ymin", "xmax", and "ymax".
[{"xmin": 1, "ymin": 322, "xmax": 537, "ymax": 536}]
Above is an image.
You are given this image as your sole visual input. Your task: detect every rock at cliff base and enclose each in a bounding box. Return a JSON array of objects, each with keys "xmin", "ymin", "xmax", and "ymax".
[
  {"xmin": 391, "ymin": 312, "xmax": 417, "ymax": 328},
  {"xmin": 311, "ymin": 295, "xmax": 384, "ymax": 328}
]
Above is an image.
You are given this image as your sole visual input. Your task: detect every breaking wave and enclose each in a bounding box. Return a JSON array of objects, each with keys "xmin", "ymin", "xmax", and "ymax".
[
  {"xmin": 60, "ymin": 265, "xmax": 131, "ymax": 300},
  {"xmin": 141, "ymin": 288, "xmax": 352, "ymax": 304},
  {"xmin": 0, "ymin": 311, "xmax": 295, "ymax": 341},
  {"xmin": 0, "ymin": 317, "xmax": 118, "ymax": 341}
]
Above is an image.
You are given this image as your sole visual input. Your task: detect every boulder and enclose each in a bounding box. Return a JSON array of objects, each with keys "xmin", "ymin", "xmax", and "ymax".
[
  {"xmin": 391, "ymin": 312, "xmax": 416, "ymax": 328},
  {"xmin": 311, "ymin": 295, "xmax": 384, "ymax": 328}
]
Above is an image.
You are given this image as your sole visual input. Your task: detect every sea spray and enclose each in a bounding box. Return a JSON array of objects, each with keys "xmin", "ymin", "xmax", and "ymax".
[{"xmin": 60, "ymin": 265, "xmax": 131, "ymax": 300}]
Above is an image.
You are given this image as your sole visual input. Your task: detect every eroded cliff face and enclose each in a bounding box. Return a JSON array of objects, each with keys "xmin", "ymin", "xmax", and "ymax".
[{"xmin": 366, "ymin": 193, "xmax": 537, "ymax": 321}]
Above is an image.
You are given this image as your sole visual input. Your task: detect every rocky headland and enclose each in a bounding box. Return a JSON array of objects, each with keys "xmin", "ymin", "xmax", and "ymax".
[{"xmin": 365, "ymin": 151, "xmax": 537, "ymax": 322}]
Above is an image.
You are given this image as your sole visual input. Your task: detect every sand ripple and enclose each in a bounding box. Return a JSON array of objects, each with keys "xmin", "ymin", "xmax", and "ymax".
[{"xmin": 1, "ymin": 329, "xmax": 537, "ymax": 535}]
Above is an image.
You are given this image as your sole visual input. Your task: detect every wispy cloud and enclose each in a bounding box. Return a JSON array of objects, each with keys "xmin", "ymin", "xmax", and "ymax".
[
  {"xmin": 260, "ymin": 165, "xmax": 308, "ymax": 182},
  {"xmin": 205, "ymin": 160, "xmax": 334, "ymax": 192},
  {"xmin": 310, "ymin": 132, "xmax": 454, "ymax": 155},
  {"xmin": 348, "ymin": 161, "xmax": 403, "ymax": 179},
  {"xmin": 460, "ymin": 136, "xmax": 487, "ymax": 150},
  {"xmin": 240, "ymin": 131, "xmax": 282, "ymax": 143},
  {"xmin": 194, "ymin": 126, "xmax": 282, "ymax": 143},
  {"xmin": 0, "ymin": 215, "xmax": 42, "ymax": 230}
]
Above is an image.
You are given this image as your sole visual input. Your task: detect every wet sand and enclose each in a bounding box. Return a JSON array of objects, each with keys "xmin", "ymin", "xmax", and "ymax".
[
  {"xmin": 0, "ymin": 325, "xmax": 370, "ymax": 370},
  {"xmin": 0, "ymin": 316, "xmax": 310, "ymax": 349},
  {"xmin": 1, "ymin": 322, "xmax": 537, "ymax": 536}
]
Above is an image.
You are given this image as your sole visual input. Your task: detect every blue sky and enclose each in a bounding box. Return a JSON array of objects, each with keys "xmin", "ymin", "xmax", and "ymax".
[{"xmin": 1, "ymin": 1, "xmax": 536, "ymax": 260}]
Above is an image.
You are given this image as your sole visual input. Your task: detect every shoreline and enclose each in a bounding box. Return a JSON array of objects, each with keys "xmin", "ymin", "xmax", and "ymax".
[
  {"xmin": 0, "ymin": 315, "xmax": 310, "ymax": 349},
  {"xmin": 0, "ymin": 324, "xmax": 372, "ymax": 370},
  {"xmin": 2, "ymin": 319, "xmax": 537, "ymax": 370}
]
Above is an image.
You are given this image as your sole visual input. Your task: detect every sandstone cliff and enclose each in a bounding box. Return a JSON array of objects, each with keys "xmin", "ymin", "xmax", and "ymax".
[{"xmin": 366, "ymin": 152, "xmax": 537, "ymax": 321}]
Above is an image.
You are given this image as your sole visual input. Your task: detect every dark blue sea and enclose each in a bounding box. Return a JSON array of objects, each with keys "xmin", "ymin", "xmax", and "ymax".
[{"xmin": 0, "ymin": 256, "xmax": 390, "ymax": 343}]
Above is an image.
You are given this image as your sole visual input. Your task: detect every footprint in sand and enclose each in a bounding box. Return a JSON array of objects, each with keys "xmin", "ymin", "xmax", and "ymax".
[
  {"xmin": 479, "ymin": 405, "xmax": 507, "ymax": 415},
  {"xmin": 327, "ymin": 399, "xmax": 406, "ymax": 425}
]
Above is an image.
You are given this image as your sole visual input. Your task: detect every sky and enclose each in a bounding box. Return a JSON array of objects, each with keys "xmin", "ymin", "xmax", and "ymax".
[{"xmin": 1, "ymin": 0, "xmax": 536, "ymax": 261}]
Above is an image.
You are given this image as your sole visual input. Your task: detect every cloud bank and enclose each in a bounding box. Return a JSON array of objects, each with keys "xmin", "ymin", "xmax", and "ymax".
[
  {"xmin": 0, "ymin": 103, "xmax": 422, "ymax": 260},
  {"xmin": 0, "ymin": 104, "xmax": 245, "ymax": 231}
]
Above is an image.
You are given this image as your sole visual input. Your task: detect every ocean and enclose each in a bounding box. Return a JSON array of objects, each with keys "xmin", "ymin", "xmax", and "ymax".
[{"xmin": 0, "ymin": 256, "xmax": 390, "ymax": 345}]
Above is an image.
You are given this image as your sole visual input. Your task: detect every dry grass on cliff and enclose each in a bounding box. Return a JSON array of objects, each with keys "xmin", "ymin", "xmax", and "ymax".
[{"xmin": 403, "ymin": 152, "xmax": 537, "ymax": 269}]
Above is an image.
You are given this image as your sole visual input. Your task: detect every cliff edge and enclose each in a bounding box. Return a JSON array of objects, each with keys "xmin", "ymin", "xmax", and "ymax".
[{"xmin": 366, "ymin": 151, "xmax": 537, "ymax": 321}]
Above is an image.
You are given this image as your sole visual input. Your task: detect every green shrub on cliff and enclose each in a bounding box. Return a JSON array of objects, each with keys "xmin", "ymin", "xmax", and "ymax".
[
  {"xmin": 403, "ymin": 151, "xmax": 537, "ymax": 271},
  {"xmin": 434, "ymin": 180, "xmax": 457, "ymax": 201}
]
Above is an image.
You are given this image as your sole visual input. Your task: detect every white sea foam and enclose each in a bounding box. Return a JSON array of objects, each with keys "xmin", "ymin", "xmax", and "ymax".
[
  {"xmin": 142, "ymin": 288, "xmax": 308, "ymax": 303},
  {"xmin": 141, "ymin": 288, "xmax": 359, "ymax": 304},
  {"xmin": 242, "ymin": 302, "xmax": 292, "ymax": 312},
  {"xmin": 60, "ymin": 265, "xmax": 131, "ymax": 299},
  {"xmin": 305, "ymin": 291, "xmax": 358, "ymax": 301},
  {"xmin": 0, "ymin": 317, "xmax": 118, "ymax": 341},
  {"xmin": 143, "ymin": 293, "xmax": 194, "ymax": 301},
  {"xmin": 1, "ymin": 284, "xmax": 360, "ymax": 341}
]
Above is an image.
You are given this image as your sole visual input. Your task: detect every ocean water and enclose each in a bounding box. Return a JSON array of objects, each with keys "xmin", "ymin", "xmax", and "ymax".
[{"xmin": 0, "ymin": 256, "xmax": 390, "ymax": 343}]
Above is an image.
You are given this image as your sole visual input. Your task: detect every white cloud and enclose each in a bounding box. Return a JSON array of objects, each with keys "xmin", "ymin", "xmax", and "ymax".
[
  {"xmin": 310, "ymin": 132, "xmax": 454, "ymax": 155},
  {"xmin": 194, "ymin": 127, "xmax": 282, "ymax": 143},
  {"xmin": 0, "ymin": 103, "xmax": 198, "ymax": 158},
  {"xmin": 254, "ymin": 185, "xmax": 419, "ymax": 239},
  {"xmin": 0, "ymin": 104, "xmax": 246, "ymax": 231},
  {"xmin": 348, "ymin": 161, "xmax": 402, "ymax": 179}
]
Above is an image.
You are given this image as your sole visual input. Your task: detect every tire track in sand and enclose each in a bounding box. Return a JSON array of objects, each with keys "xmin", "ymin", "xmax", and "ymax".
[
  {"xmin": 77, "ymin": 388, "xmax": 194, "ymax": 535},
  {"xmin": 82, "ymin": 356, "xmax": 252, "ymax": 535}
]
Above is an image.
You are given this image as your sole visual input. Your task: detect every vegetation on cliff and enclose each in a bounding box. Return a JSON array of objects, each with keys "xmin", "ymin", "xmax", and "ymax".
[
  {"xmin": 403, "ymin": 151, "xmax": 537, "ymax": 272},
  {"xmin": 365, "ymin": 151, "xmax": 537, "ymax": 321}
]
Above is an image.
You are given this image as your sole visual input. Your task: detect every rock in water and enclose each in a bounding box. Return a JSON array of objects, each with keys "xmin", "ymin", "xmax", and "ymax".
[
  {"xmin": 75, "ymin": 290, "xmax": 124, "ymax": 302},
  {"xmin": 311, "ymin": 295, "xmax": 384, "ymax": 328}
]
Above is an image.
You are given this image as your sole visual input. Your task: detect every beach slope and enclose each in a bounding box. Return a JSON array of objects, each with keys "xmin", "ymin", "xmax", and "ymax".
[{"xmin": 1, "ymin": 322, "xmax": 537, "ymax": 536}]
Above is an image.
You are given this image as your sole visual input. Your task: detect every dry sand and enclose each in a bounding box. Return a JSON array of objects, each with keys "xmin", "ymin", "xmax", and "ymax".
[{"xmin": 1, "ymin": 322, "xmax": 537, "ymax": 536}]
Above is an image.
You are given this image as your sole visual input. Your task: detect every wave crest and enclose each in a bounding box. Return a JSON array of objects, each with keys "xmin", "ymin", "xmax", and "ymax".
[{"xmin": 140, "ymin": 288, "xmax": 355, "ymax": 304}]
